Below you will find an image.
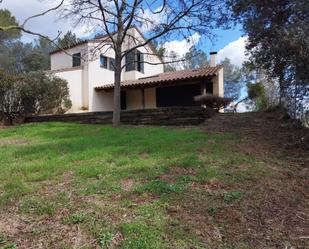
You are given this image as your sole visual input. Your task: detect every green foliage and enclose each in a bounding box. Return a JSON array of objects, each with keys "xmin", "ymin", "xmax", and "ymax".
[
  {"xmin": 184, "ymin": 46, "xmax": 209, "ymax": 69},
  {"xmin": 224, "ymin": 191, "xmax": 243, "ymax": 203},
  {"xmin": 0, "ymin": 9, "xmax": 20, "ymax": 42},
  {"xmin": 1, "ymin": 180, "xmax": 29, "ymax": 204},
  {"xmin": 20, "ymin": 197, "xmax": 55, "ymax": 216},
  {"xmin": 0, "ymin": 71, "xmax": 26, "ymax": 124},
  {"xmin": 1, "ymin": 244, "xmax": 17, "ymax": 249},
  {"xmin": 98, "ymin": 231, "xmax": 113, "ymax": 247},
  {"xmin": 221, "ymin": 58, "xmax": 241, "ymax": 83},
  {"xmin": 207, "ymin": 207, "xmax": 217, "ymax": 215},
  {"xmin": 137, "ymin": 179, "xmax": 179, "ymax": 195},
  {"xmin": 228, "ymin": 0, "xmax": 309, "ymax": 84},
  {"xmin": 247, "ymin": 83, "xmax": 264, "ymax": 99},
  {"xmin": 0, "ymin": 71, "xmax": 71, "ymax": 124},
  {"xmin": 0, "ymin": 122, "xmax": 274, "ymax": 248},
  {"xmin": 164, "ymin": 45, "xmax": 209, "ymax": 72},
  {"xmin": 57, "ymin": 31, "xmax": 80, "ymax": 49},
  {"xmin": 0, "ymin": 233, "xmax": 6, "ymax": 244},
  {"xmin": 63, "ymin": 213, "xmax": 86, "ymax": 224},
  {"xmin": 0, "ymin": 36, "xmax": 53, "ymax": 74},
  {"xmin": 22, "ymin": 71, "xmax": 72, "ymax": 114},
  {"xmin": 247, "ymin": 82, "xmax": 267, "ymax": 110},
  {"xmin": 0, "ymin": 10, "xmax": 54, "ymax": 73},
  {"xmin": 120, "ymin": 222, "xmax": 164, "ymax": 249},
  {"xmin": 221, "ymin": 58, "xmax": 243, "ymax": 100}
]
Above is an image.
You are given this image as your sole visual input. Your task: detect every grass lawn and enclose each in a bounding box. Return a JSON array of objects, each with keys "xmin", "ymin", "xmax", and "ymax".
[{"xmin": 0, "ymin": 116, "xmax": 308, "ymax": 249}]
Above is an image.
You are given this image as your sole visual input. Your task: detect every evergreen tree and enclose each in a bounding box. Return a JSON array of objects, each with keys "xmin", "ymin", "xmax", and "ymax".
[
  {"xmin": 0, "ymin": 9, "xmax": 20, "ymax": 43},
  {"xmin": 57, "ymin": 31, "xmax": 80, "ymax": 49},
  {"xmin": 184, "ymin": 46, "xmax": 208, "ymax": 69}
]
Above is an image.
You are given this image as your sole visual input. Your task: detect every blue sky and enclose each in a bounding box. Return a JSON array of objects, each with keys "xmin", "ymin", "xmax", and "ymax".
[
  {"xmin": 1, "ymin": 0, "xmax": 247, "ymax": 66},
  {"xmin": 205, "ymin": 26, "xmax": 243, "ymax": 52}
]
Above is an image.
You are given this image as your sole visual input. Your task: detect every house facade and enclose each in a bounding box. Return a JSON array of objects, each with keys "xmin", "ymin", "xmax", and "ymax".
[{"xmin": 50, "ymin": 27, "xmax": 223, "ymax": 113}]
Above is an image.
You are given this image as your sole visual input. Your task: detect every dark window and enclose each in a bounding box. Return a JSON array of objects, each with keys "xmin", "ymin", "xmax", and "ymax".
[
  {"xmin": 125, "ymin": 51, "xmax": 135, "ymax": 71},
  {"xmin": 100, "ymin": 55, "xmax": 108, "ymax": 68},
  {"xmin": 121, "ymin": 91, "xmax": 127, "ymax": 110},
  {"xmin": 137, "ymin": 51, "xmax": 144, "ymax": 73},
  {"xmin": 125, "ymin": 50, "xmax": 144, "ymax": 73},
  {"xmin": 72, "ymin": 53, "xmax": 81, "ymax": 67},
  {"xmin": 109, "ymin": 58, "xmax": 115, "ymax": 71}
]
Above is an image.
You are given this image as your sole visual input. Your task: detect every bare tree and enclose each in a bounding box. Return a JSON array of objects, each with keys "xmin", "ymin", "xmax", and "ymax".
[
  {"xmin": 60, "ymin": 0, "xmax": 225, "ymax": 126},
  {"xmin": 1, "ymin": 0, "xmax": 225, "ymax": 126}
]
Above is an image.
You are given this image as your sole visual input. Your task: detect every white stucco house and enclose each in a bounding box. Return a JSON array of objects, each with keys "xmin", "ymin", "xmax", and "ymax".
[{"xmin": 50, "ymin": 27, "xmax": 224, "ymax": 113}]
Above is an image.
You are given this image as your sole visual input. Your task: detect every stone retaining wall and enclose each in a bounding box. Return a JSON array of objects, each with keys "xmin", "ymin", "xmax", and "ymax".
[{"xmin": 24, "ymin": 107, "xmax": 215, "ymax": 125}]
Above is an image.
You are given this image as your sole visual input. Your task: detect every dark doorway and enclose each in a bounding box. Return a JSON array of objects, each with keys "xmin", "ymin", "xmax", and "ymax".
[
  {"xmin": 121, "ymin": 91, "xmax": 127, "ymax": 110},
  {"xmin": 206, "ymin": 81, "xmax": 213, "ymax": 94},
  {"xmin": 156, "ymin": 83, "xmax": 201, "ymax": 107}
]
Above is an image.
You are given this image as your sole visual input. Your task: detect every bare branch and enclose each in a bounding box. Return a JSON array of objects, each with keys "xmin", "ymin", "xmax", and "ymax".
[{"xmin": 21, "ymin": 0, "xmax": 65, "ymax": 28}]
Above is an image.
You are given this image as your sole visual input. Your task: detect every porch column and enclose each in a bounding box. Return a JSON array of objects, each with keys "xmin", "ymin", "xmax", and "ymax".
[
  {"xmin": 201, "ymin": 81, "xmax": 207, "ymax": 95},
  {"xmin": 141, "ymin": 88, "xmax": 145, "ymax": 109},
  {"xmin": 201, "ymin": 80, "xmax": 207, "ymax": 108}
]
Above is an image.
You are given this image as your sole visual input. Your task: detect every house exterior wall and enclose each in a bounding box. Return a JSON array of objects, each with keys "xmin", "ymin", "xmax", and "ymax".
[
  {"xmin": 92, "ymin": 91, "xmax": 114, "ymax": 112},
  {"xmin": 145, "ymin": 88, "xmax": 156, "ymax": 108},
  {"xmin": 126, "ymin": 87, "xmax": 157, "ymax": 110},
  {"xmin": 127, "ymin": 89, "xmax": 142, "ymax": 110},
  {"xmin": 51, "ymin": 44, "xmax": 88, "ymax": 70},
  {"xmin": 212, "ymin": 68, "xmax": 224, "ymax": 97},
  {"xmin": 54, "ymin": 68, "xmax": 83, "ymax": 113},
  {"xmin": 50, "ymin": 28, "xmax": 163, "ymax": 113}
]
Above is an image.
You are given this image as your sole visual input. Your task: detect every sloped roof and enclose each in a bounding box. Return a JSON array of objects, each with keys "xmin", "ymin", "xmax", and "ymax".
[
  {"xmin": 95, "ymin": 65, "xmax": 223, "ymax": 90},
  {"xmin": 49, "ymin": 35, "xmax": 111, "ymax": 55},
  {"xmin": 49, "ymin": 26, "xmax": 161, "ymax": 62}
]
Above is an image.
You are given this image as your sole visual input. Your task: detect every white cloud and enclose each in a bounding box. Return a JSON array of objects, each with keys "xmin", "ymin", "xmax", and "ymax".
[
  {"xmin": 0, "ymin": 0, "xmax": 90, "ymax": 41},
  {"xmin": 217, "ymin": 36, "xmax": 248, "ymax": 67},
  {"xmin": 162, "ymin": 33, "xmax": 201, "ymax": 58},
  {"xmin": 160, "ymin": 33, "xmax": 201, "ymax": 70},
  {"xmin": 140, "ymin": 6, "xmax": 168, "ymax": 33}
]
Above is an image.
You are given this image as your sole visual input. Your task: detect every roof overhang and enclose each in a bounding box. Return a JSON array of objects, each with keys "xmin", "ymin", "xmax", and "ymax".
[{"xmin": 95, "ymin": 65, "xmax": 222, "ymax": 91}]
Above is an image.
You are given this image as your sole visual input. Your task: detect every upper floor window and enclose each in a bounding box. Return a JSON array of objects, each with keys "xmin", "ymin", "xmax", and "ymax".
[
  {"xmin": 137, "ymin": 52, "xmax": 144, "ymax": 73},
  {"xmin": 125, "ymin": 50, "xmax": 144, "ymax": 73},
  {"xmin": 72, "ymin": 52, "xmax": 81, "ymax": 67},
  {"xmin": 100, "ymin": 55, "xmax": 108, "ymax": 68},
  {"xmin": 109, "ymin": 58, "xmax": 115, "ymax": 71},
  {"xmin": 100, "ymin": 55, "xmax": 116, "ymax": 71}
]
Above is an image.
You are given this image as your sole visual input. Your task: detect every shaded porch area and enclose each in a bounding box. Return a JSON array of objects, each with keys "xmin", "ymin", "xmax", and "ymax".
[{"xmin": 94, "ymin": 66, "xmax": 224, "ymax": 111}]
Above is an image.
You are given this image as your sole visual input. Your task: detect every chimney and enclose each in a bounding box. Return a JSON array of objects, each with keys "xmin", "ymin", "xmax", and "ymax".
[{"xmin": 210, "ymin": 52, "xmax": 217, "ymax": 67}]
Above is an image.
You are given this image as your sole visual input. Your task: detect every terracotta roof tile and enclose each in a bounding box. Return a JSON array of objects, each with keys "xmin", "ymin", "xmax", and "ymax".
[{"xmin": 95, "ymin": 65, "xmax": 223, "ymax": 90}]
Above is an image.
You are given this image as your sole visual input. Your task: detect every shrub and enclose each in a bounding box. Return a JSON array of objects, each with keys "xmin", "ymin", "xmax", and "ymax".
[
  {"xmin": 0, "ymin": 71, "xmax": 26, "ymax": 125},
  {"xmin": 247, "ymin": 82, "xmax": 267, "ymax": 111},
  {"xmin": 194, "ymin": 94, "xmax": 232, "ymax": 111},
  {"xmin": 22, "ymin": 71, "xmax": 72, "ymax": 114},
  {"xmin": 0, "ymin": 70, "xmax": 72, "ymax": 125}
]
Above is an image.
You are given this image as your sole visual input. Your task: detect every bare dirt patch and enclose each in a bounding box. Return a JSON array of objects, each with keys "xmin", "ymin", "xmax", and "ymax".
[
  {"xmin": 120, "ymin": 178, "xmax": 135, "ymax": 191},
  {"xmin": 202, "ymin": 109, "xmax": 309, "ymax": 164},
  {"xmin": 0, "ymin": 211, "xmax": 94, "ymax": 249},
  {"xmin": 39, "ymin": 171, "xmax": 75, "ymax": 196},
  {"xmin": 160, "ymin": 167, "xmax": 197, "ymax": 183},
  {"xmin": 187, "ymin": 110, "xmax": 309, "ymax": 248},
  {"xmin": 124, "ymin": 192, "xmax": 160, "ymax": 205}
]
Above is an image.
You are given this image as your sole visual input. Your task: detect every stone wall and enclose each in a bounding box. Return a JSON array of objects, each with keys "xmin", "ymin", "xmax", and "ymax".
[{"xmin": 24, "ymin": 107, "xmax": 215, "ymax": 125}]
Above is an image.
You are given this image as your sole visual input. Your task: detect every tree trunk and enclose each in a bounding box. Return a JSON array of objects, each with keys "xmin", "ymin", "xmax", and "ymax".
[
  {"xmin": 233, "ymin": 97, "xmax": 249, "ymax": 113},
  {"xmin": 112, "ymin": 10, "xmax": 124, "ymax": 127},
  {"xmin": 113, "ymin": 54, "xmax": 122, "ymax": 126}
]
